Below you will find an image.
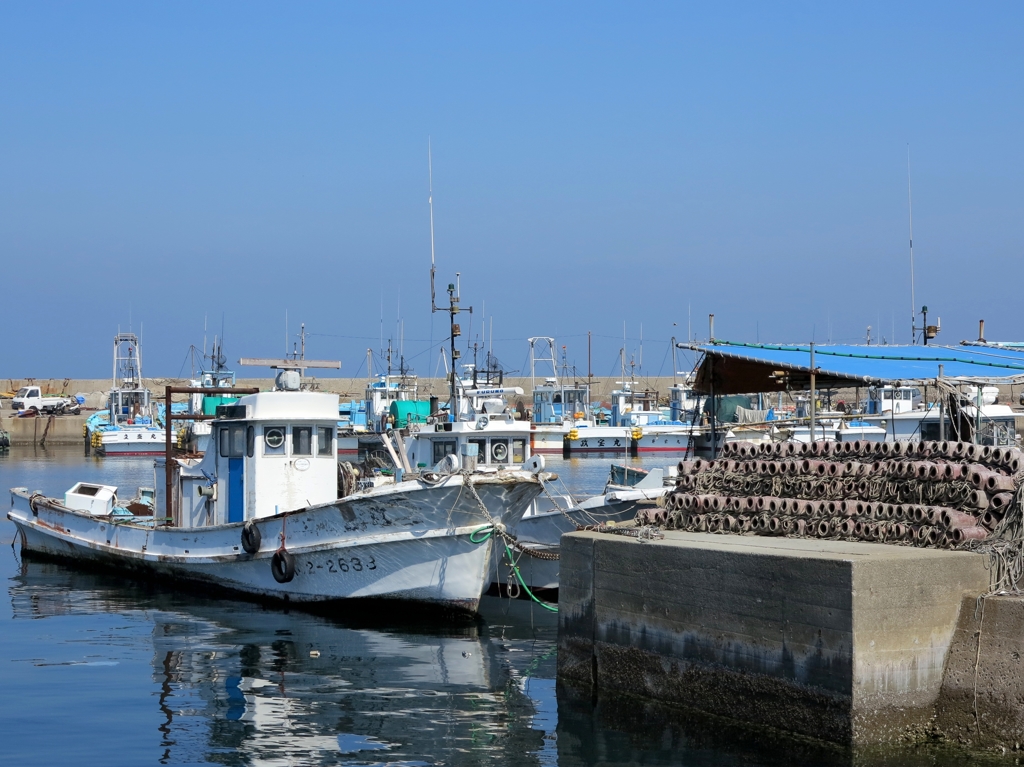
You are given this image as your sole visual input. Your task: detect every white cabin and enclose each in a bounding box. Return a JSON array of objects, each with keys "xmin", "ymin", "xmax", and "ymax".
[
  {"xmin": 861, "ymin": 386, "xmax": 922, "ymax": 415},
  {"xmin": 405, "ymin": 417, "xmax": 532, "ymax": 471},
  {"xmin": 170, "ymin": 390, "xmax": 340, "ymax": 528},
  {"xmin": 531, "ymin": 378, "xmax": 591, "ymax": 426}
]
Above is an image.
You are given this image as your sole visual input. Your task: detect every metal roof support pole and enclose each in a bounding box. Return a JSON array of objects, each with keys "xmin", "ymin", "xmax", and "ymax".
[
  {"xmin": 938, "ymin": 365, "xmax": 945, "ymax": 442},
  {"xmin": 975, "ymin": 385, "xmax": 982, "ymax": 445},
  {"xmin": 809, "ymin": 343, "xmax": 816, "ymax": 443},
  {"xmin": 709, "ymin": 354, "xmax": 717, "ymax": 460},
  {"xmin": 165, "ymin": 387, "xmax": 173, "ymax": 523}
]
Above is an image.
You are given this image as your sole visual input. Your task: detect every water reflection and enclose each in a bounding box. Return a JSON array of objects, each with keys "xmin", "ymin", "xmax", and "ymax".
[
  {"xmin": 8, "ymin": 556, "xmax": 559, "ymax": 766},
  {"xmin": 5, "ymin": 448, "xmax": 981, "ymax": 766}
]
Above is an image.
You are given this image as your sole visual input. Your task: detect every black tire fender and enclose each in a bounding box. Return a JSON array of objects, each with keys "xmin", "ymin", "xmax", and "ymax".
[
  {"xmin": 271, "ymin": 548, "xmax": 295, "ymax": 583},
  {"xmin": 241, "ymin": 521, "xmax": 262, "ymax": 554}
]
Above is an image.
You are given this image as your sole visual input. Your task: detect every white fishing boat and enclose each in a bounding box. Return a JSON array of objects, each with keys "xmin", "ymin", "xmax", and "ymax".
[
  {"xmin": 530, "ymin": 376, "xmax": 591, "ymax": 454},
  {"xmin": 86, "ymin": 332, "xmax": 167, "ymax": 456},
  {"xmin": 523, "ymin": 338, "xmax": 593, "ymax": 454},
  {"xmin": 10, "ymin": 371, "xmax": 549, "ymax": 614},
  {"xmin": 565, "ymin": 383, "xmax": 696, "ymax": 454},
  {"xmin": 756, "ymin": 386, "xmax": 1015, "ymax": 447},
  {"xmin": 491, "ymin": 463, "xmax": 675, "ymax": 592},
  {"xmin": 401, "ymin": 382, "xmax": 534, "ymax": 473}
]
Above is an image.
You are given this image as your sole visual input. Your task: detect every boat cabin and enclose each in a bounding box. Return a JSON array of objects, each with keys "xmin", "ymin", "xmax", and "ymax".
[
  {"xmin": 364, "ymin": 374, "xmax": 420, "ymax": 432},
  {"xmin": 405, "ymin": 418, "xmax": 532, "ymax": 470},
  {"xmin": 862, "ymin": 386, "xmax": 922, "ymax": 415},
  {"xmin": 169, "ymin": 389, "xmax": 340, "ymax": 528},
  {"xmin": 609, "ymin": 385, "xmax": 664, "ymax": 427},
  {"xmin": 531, "ymin": 378, "xmax": 591, "ymax": 425},
  {"xmin": 107, "ymin": 386, "xmax": 154, "ymax": 425},
  {"xmin": 188, "ymin": 369, "xmax": 238, "ymax": 416},
  {"xmin": 668, "ymin": 382, "xmax": 699, "ymax": 422}
]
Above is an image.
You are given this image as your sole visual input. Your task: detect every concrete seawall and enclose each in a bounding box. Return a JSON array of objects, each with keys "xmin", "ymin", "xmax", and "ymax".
[
  {"xmin": 1, "ymin": 414, "xmax": 88, "ymax": 446},
  {"xmin": 558, "ymin": 530, "xmax": 990, "ymax": 746},
  {"xmin": 936, "ymin": 594, "xmax": 1024, "ymax": 749}
]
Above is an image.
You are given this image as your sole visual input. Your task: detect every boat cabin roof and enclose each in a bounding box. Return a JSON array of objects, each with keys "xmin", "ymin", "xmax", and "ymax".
[{"xmin": 214, "ymin": 390, "xmax": 339, "ymax": 422}]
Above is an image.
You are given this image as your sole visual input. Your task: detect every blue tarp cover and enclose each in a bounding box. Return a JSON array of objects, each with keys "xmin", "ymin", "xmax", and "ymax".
[{"xmin": 690, "ymin": 341, "xmax": 1024, "ymax": 394}]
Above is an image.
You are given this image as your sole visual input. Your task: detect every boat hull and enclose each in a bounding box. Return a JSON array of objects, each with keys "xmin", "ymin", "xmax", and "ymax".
[
  {"xmin": 531, "ymin": 427, "xmax": 569, "ymax": 455},
  {"xmin": 95, "ymin": 428, "xmax": 166, "ymax": 456},
  {"xmin": 634, "ymin": 432, "xmax": 692, "ymax": 452},
  {"xmin": 9, "ymin": 474, "xmax": 543, "ymax": 614},
  {"xmin": 563, "ymin": 426, "xmax": 694, "ymax": 454},
  {"xmin": 491, "ymin": 493, "xmax": 648, "ymax": 591}
]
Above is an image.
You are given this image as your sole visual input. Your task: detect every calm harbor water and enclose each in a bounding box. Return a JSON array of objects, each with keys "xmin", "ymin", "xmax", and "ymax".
[{"xmin": 0, "ymin": 447, "xmax": 988, "ymax": 766}]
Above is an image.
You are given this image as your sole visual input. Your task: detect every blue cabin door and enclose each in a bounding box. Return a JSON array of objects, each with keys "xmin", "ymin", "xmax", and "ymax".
[{"xmin": 228, "ymin": 457, "xmax": 244, "ymax": 523}]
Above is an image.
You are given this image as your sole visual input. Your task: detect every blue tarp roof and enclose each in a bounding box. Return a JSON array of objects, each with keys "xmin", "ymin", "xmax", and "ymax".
[{"xmin": 688, "ymin": 341, "xmax": 1024, "ymax": 394}]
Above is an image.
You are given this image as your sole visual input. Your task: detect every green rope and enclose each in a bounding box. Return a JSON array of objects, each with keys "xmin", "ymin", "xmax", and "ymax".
[
  {"xmin": 471, "ymin": 524, "xmax": 558, "ymax": 612},
  {"xmin": 470, "ymin": 524, "xmax": 495, "ymax": 544},
  {"xmin": 504, "ymin": 542, "xmax": 557, "ymax": 613}
]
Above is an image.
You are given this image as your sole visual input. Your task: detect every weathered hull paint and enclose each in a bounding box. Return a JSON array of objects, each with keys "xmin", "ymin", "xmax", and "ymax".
[
  {"xmin": 530, "ymin": 429, "xmax": 568, "ymax": 455},
  {"xmin": 9, "ymin": 474, "xmax": 544, "ymax": 613}
]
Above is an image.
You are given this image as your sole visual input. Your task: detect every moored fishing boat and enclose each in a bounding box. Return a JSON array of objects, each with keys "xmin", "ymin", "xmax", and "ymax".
[
  {"xmin": 87, "ymin": 332, "xmax": 166, "ymax": 456},
  {"xmin": 10, "ymin": 373, "xmax": 550, "ymax": 614},
  {"xmin": 564, "ymin": 383, "xmax": 696, "ymax": 454},
  {"xmin": 489, "ymin": 462, "xmax": 674, "ymax": 592}
]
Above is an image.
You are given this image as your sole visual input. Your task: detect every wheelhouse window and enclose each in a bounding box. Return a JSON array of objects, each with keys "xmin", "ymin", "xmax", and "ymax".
[
  {"xmin": 293, "ymin": 426, "xmax": 312, "ymax": 456},
  {"xmin": 469, "ymin": 438, "xmax": 485, "ymax": 462},
  {"xmin": 219, "ymin": 424, "xmax": 246, "ymax": 457},
  {"xmin": 246, "ymin": 426, "xmax": 255, "ymax": 457},
  {"xmin": 432, "ymin": 439, "xmax": 457, "ymax": 464},
  {"xmin": 317, "ymin": 426, "xmax": 334, "ymax": 456},
  {"xmin": 264, "ymin": 426, "xmax": 286, "ymax": 455},
  {"xmin": 490, "ymin": 438, "xmax": 509, "ymax": 464},
  {"xmin": 512, "ymin": 439, "xmax": 526, "ymax": 464}
]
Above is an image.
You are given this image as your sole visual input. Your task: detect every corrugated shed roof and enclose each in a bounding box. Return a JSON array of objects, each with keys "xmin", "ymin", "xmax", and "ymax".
[{"xmin": 687, "ymin": 341, "xmax": 1024, "ymax": 394}]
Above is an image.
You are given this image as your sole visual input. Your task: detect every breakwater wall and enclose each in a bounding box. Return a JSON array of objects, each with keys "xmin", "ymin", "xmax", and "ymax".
[{"xmin": 1, "ymin": 376, "xmax": 688, "ymax": 404}]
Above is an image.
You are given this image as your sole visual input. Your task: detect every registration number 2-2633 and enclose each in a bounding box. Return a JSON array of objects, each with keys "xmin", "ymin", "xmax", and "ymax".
[{"xmin": 306, "ymin": 556, "xmax": 376, "ymax": 575}]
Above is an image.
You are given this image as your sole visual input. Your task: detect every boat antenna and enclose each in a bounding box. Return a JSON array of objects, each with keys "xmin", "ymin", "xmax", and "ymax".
[
  {"xmin": 429, "ymin": 138, "xmax": 440, "ymax": 313},
  {"xmin": 907, "ymin": 144, "xmax": 917, "ymax": 343},
  {"xmin": 639, "ymin": 323, "xmax": 643, "ymax": 372},
  {"xmin": 671, "ymin": 326, "xmax": 678, "ymax": 387}
]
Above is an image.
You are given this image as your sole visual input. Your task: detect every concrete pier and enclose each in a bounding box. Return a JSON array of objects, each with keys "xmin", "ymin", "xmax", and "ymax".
[{"xmin": 558, "ymin": 530, "xmax": 989, "ymax": 746}]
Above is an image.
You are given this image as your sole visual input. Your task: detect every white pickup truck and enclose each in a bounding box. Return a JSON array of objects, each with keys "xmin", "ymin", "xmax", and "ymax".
[{"xmin": 11, "ymin": 386, "xmax": 81, "ymax": 415}]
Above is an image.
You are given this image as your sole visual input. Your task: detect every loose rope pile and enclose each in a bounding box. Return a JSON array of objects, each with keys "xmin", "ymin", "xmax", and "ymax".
[{"xmin": 634, "ymin": 439, "xmax": 1024, "ymax": 592}]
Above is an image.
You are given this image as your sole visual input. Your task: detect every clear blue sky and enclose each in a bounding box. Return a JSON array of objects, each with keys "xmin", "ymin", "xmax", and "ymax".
[{"xmin": 2, "ymin": 3, "xmax": 1021, "ymax": 380}]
